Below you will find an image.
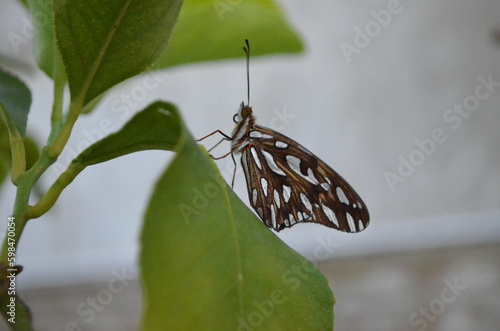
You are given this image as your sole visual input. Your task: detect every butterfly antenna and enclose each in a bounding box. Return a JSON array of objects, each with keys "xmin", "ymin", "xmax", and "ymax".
[{"xmin": 243, "ymin": 39, "xmax": 250, "ymax": 106}]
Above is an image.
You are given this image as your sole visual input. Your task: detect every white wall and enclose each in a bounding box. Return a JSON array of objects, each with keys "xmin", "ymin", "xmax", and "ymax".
[{"xmin": 0, "ymin": 0, "xmax": 499, "ymax": 288}]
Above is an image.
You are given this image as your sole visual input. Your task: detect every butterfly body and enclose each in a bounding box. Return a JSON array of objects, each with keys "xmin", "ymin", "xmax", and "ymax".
[{"xmin": 230, "ymin": 103, "xmax": 369, "ymax": 232}]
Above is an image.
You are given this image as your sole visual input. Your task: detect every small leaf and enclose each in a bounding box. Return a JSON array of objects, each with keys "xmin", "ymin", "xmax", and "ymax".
[
  {"xmin": 140, "ymin": 113, "xmax": 334, "ymax": 330},
  {"xmin": 54, "ymin": 0, "xmax": 183, "ymax": 107},
  {"xmin": 157, "ymin": 0, "xmax": 303, "ymax": 68},
  {"xmin": 0, "ymin": 67, "xmax": 32, "ymax": 137},
  {"xmin": 74, "ymin": 101, "xmax": 181, "ymax": 167},
  {"xmin": 0, "ymin": 104, "xmax": 26, "ymax": 183},
  {"xmin": 0, "ymin": 119, "xmax": 39, "ymax": 187}
]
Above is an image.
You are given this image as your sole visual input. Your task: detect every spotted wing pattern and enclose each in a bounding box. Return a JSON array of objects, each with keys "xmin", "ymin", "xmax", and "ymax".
[{"xmin": 239, "ymin": 124, "xmax": 369, "ymax": 232}]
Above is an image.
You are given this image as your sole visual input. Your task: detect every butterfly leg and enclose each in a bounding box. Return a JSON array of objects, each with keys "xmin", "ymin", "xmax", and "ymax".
[
  {"xmin": 230, "ymin": 153, "xmax": 237, "ymax": 188},
  {"xmin": 196, "ymin": 130, "xmax": 232, "ymax": 142},
  {"xmin": 197, "ymin": 130, "xmax": 239, "ymax": 188},
  {"xmin": 197, "ymin": 130, "xmax": 234, "ymax": 157},
  {"xmin": 211, "ymin": 149, "xmax": 234, "ymax": 160},
  {"xmin": 206, "ymin": 137, "xmax": 226, "ymax": 153}
]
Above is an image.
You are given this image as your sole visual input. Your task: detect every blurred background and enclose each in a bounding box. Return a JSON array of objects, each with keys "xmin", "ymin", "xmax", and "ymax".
[{"xmin": 1, "ymin": 0, "xmax": 499, "ymax": 330}]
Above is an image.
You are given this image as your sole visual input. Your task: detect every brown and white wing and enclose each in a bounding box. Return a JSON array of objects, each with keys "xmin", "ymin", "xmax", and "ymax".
[{"xmin": 239, "ymin": 125, "xmax": 369, "ymax": 232}]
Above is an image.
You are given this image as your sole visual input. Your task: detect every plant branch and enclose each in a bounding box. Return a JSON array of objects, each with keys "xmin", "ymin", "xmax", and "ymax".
[
  {"xmin": 48, "ymin": 99, "xmax": 81, "ymax": 159},
  {"xmin": 28, "ymin": 163, "xmax": 85, "ymax": 219},
  {"xmin": 0, "ymin": 150, "xmax": 48, "ymax": 264}
]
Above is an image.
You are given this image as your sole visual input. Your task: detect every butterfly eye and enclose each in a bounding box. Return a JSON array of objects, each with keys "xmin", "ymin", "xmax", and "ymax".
[{"xmin": 241, "ymin": 105, "xmax": 253, "ymax": 119}]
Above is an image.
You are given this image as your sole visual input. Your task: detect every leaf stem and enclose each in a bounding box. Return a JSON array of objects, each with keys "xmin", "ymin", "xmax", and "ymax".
[
  {"xmin": 29, "ymin": 163, "xmax": 85, "ymax": 219},
  {"xmin": 0, "ymin": 149, "xmax": 50, "ymax": 264},
  {"xmin": 48, "ymin": 99, "xmax": 81, "ymax": 159},
  {"xmin": 0, "ymin": 57, "xmax": 82, "ymax": 329}
]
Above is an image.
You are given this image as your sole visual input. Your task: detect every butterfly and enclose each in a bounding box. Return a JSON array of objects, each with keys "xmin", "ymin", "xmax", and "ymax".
[{"xmin": 199, "ymin": 40, "xmax": 369, "ymax": 232}]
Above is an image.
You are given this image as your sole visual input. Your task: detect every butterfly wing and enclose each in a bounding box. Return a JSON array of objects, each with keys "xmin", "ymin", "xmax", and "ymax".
[{"xmin": 239, "ymin": 125, "xmax": 369, "ymax": 232}]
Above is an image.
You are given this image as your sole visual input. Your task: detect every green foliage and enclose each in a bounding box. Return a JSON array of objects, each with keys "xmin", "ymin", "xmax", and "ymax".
[
  {"xmin": 0, "ymin": 68, "xmax": 31, "ymax": 137},
  {"xmin": 29, "ymin": 102, "xmax": 182, "ymax": 219},
  {"xmin": 0, "ymin": 1, "xmax": 335, "ymax": 330},
  {"xmin": 73, "ymin": 102, "xmax": 181, "ymax": 166},
  {"xmin": 53, "ymin": 0, "xmax": 183, "ymax": 107},
  {"xmin": 0, "ymin": 119, "xmax": 39, "ymax": 187},
  {"xmin": 158, "ymin": 0, "xmax": 303, "ymax": 68},
  {"xmin": 0, "ymin": 69, "xmax": 33, "ymax": 184}
]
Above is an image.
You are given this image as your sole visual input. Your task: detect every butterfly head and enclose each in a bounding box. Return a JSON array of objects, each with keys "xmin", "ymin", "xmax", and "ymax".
[{"xmin": 233, "ymin": 102, "xmax": 253, "ymax": 124}]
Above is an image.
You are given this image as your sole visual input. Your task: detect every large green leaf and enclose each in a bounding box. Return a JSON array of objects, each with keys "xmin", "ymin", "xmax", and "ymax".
[
  {"xmin": 140, "ymin": 109, "xmax": 334, "ymax": 330},
  {"xmin": 0, "ymin": 67, "xmax": 31, "ymax": 137},
  {"xmin": 53, "ymin": 0, "xmax": 182, "ymax": 107},
  {"xmin": 158, "ymin": 0, "xmax": 303, "ymax": 68}
]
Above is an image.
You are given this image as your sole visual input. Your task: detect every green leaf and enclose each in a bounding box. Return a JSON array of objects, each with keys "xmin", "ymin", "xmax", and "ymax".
[
  {"xmin": 73, "ymin": 101, "xmax": 181, "ymax": 167},
  {"xmin": 0, "ymin": 117, "xmax": 38, "ymax": 187},
  {"xmin": 0, "ymin": 67, "xmax": 32, "ymax": 182},
  {"xmin": 27, "ymin": 0, "xmax": 55, "ymax": 78},
  {"xmin": 157, "ymin": 0, "xmax": 303, "ymax": 68},
  {"xmin": 140, "ymin": 113, "xmax": 334, "ymax": 330},
  {"xmin": 0, "ymin": 67, "xmax": 32, "ymax": 137},
  {"xmin": 0, "ymin": 103, "xmax": 25, "ymax": 183},
  {"xmin": 53, "ymin": 0, "xmax": 183, "ymax": 107}
]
